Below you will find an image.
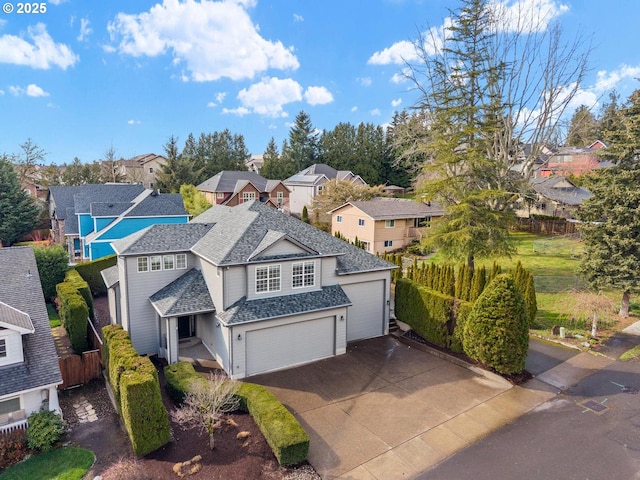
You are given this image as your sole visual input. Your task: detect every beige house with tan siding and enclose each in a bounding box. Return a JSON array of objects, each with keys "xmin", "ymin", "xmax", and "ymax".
[{"xmin": 330, "ymin": 198, "xmax": 444, "ymax": 254}]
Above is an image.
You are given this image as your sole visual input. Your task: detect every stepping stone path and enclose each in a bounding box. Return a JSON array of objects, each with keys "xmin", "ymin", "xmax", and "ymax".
[{"xmin": 72, "ymin": 396, "xmax": 98, "ymax": 423}]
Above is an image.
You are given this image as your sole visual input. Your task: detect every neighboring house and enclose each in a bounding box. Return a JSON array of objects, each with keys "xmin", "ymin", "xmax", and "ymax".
[
  {"xmin": 538, "ymin": 143, "xmax": 610, "ymax": 177},
  {"xmin": 119, "ymin": 153, "xmax": 167, "ymax": 189},
  {"xmin": 0, "ymin": 247, "xmax": 62, "ymax": 433},
  {"xmin": 518, "ymin": 176, "xmax": 593, "ymax": 219},
  {"xmin": 48, "ymin": 184, "xmax": 189, "ymax": 262},
  {"xmin": 246, "ymin": 154, "xmax": 264, "ymax": 174},
  {"xmin": 196, "ymin": 171, "xmax": 290, "ymax": 213},
  {"xmin": 329, "ymin": 197, "xmax": 444, "ymax": 254},
  {"xmin": 102, "ymin": 201, "xmax": 395, "ymax": 379},
  {"xmin": 284, "ymin": 164, "xmax": 367, "ymax": 216}
]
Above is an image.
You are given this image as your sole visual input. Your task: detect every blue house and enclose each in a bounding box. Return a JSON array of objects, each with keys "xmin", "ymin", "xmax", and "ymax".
[{"xmin": 48, "ymin": 184, "xmax": 189, "ymax": 261}]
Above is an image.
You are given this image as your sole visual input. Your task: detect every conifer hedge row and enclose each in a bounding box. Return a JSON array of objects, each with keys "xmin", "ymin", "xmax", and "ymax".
[
  {"xmin": 74, "ymin": 254, "xmax": 117, "ymax": 297},
  {"xmin": 55, "ymin": 281, "xmax": 89, "ymax": 353}
]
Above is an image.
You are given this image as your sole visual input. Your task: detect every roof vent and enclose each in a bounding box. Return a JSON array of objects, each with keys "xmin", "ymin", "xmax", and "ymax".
[{"xmin": 151, "ymin": 190, "xmax": 159, "ymax": 197}]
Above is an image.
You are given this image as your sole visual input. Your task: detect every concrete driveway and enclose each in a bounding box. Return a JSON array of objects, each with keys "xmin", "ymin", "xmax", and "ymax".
[{"xmin": 247, "ymin": 336, "xmax": 553, "ymax": 479}]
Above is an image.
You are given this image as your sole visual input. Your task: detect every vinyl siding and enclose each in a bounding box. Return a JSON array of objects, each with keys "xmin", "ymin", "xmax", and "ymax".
[
  {"xmin": 246, "ymin": 258, "xmax": 320, "ymax": 301},
  {"xmin": 0, "ymin": 331, "xmax": 24, "ymax": 366},
  {"xmin": 223, "ymin": 266, "xmax": 246, "ymax": 310}
]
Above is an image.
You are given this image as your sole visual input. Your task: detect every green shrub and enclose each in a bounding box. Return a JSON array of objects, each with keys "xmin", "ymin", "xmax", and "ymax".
[
  {"xmin": 56, "ymin": 282, "xmax": 89, "ymax": 353},
  {"xmin": 0, "ymin": 429, "xmax": 28, "ymax": 469},
  {"xmin": 26, "ymin": 410, "xmax": 66, "ymax": 452},
  {"xmin": 463, "ymin": 274, "xmax": 529, "ymax": 375},
  {"xmin": 236, "ymin": 383, "xmax": 309, "ymax": 466},
  {"xmin": 64, "ymin": 269, "xmax": 94, "ymax": 320},
  {"xmin": 163, "ymin": 362, "xmax": 207, "ymax": 403},
  {"xmin": 33, "ymin": 245, "xmax": 69, "ymax": 302},
  {"xmin": 75, "ymin": 254, "xmax": 117, "ymax": 297}
]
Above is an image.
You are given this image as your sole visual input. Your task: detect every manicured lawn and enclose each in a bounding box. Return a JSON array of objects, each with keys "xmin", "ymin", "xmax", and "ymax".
[
  {"xmin": 47, "ymin": 303, "xmax": 61, "ymax": 328},
  {"xmin": 0, "ymin": 447, "xmax": 94, "ymax": 480}
]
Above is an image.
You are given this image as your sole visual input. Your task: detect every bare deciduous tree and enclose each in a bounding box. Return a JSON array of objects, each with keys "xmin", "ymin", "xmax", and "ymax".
[{"xmin": 171, "ymin": 373, "xmax": 240, "ymax": 450}]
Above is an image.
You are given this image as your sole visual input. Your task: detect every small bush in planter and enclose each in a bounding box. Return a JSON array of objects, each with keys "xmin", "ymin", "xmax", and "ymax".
[{"xmin": 27, "ymin": 409, "xmax": 66, "ymax": 452}]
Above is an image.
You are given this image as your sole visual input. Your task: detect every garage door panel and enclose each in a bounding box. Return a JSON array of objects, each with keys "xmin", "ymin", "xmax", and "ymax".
[
  {"xmin": 246, "ymin": 317, "xmax": 335, "ymax": 376},
  {"xmin": 343, "ymin": 281, "xmax": 385, "ymax": 342}
]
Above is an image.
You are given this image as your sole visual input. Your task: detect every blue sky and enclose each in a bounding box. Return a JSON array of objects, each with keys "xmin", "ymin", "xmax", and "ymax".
[{"xmin": 1, "ymin": 0, "xmax": 639, "ymax": 165}]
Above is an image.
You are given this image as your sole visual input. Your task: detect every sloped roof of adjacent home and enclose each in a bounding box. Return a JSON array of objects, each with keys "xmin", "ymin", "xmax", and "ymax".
[
  {"xmin": 124, "ymin": 192, "xmax": 187, "ymax": 217},
  {"xmin": 100, "ymin": 265, "xmax": 120, "ymax": 289},
  {"xmin": 149, "ymin": 268, "xmax": 215, "ymax": 317},
  {"xmin": 48, "ymin": 184, "xmax": 146, "ymax": 220},
  {"xmin": 191, "ymin": 201, "xmax": 396, "ymax": 274},
  {"xmin": 331, "ymin": 197, "xmax": 445, "ymax": 220},
  {"xmin": 0, "ymin": 247, "xmax": 62, "ymax": 397},
  {"xmin": 530, "ymin": 176, "xmax": 593, "ymax": 206},
  {"xmin": 112, "ymin": 223, "xmax": 215, "ymax": 255},
  {"xmin": 217, "ymin": 285, "xmax": 351, "ymax": 325},
  {"xmin": 0, "ymin": 301, "xmax": 35, "ymax": 334},
  {"xmin": 197, "ymin": 171, "xmax": 269, "ymax": 193}
]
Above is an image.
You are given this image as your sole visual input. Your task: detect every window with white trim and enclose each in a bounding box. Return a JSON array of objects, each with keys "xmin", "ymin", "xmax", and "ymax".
[
  {"xmin": 242, "ymin": 192, "xmax": 256, "ymax": 203},
  {"xmin": 255, "ymin": 265, "xmax": 281, "ymax": 293},
  {"xmin": 292, "ymin": 261, "xmax": 315, "ymax": 288},
  {"xmin": 0, "ymin": 397, "xmax": 19, "ymax": 415},
  {"xmin": 137, "ymin": 257, "xmax": 149, "ymax": 272},
  {"xmin": 176, "ymin": 253, "xmax": 187, "ymax": 269},
  {"xmin": 0, "ymin": 339, "xmax": 6, "ymax": 358},
  {"xmin": 163, "ymin": 255, "xmax": 174, "ymax": 270},
  {"xmin": 384, "ymin": 240, "xmax": 393, "ymax": 247},
  {"xmin": 217, "ymin": 192, "xmax": 224, "ymax": 199},
  {"xmin": 150, "ymin": 255, "xmax": 162, "ymax": 271},
  {"xmin": 385, "ymin": 219, "xmax": 395, "ymax": 228},
  {"xmin": 362, "ymin": 241, "xmax": 370, "ymax": 251},
  {"xmin": 358, "ymin": 218, "xmax": 365, "ymax": 227},
  {"xmin": 336, "ymin": 215, "xmax": 343, "ymax": 223}
]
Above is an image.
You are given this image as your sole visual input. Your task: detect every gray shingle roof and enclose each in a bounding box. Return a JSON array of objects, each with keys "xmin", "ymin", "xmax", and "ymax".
[
  {"xmin": 0, "ymin": 247, "xmax": 62, "ymax": 397},
  {"xmin": 218, "ymin": 285, "xmax": 351, "ymax": 325},
  {"xmin": 101, "ymin": 265, "xmax": 120, "ymax": 289},
  {"xmin": 530, "ymin": 177, "xmax": 593, "ymax": 206},
  {"xmin": 125, "ymin": 192, "xmax": 187, "ymax": 217},
  {"xmin": 300, "ymin": 163, "xmax": 338, "ymax": 178},
  {"xmin": 73, "ymin": 184, "xmax": 146, "ymax": 214},
  {"xmin": 65, "ymin": 207, "xmax": 79, "ymax": 235},
  {"xmin": 91, "ymin": 202, "xmax": 132, "ymax": 217},
  {"xmin": 197, "ymin": 171, "xmax": 268, "ymax": 193},
  {"xmin": 149, "ymin": 269, "xmax": 215, "ymax": 317},
  {"xmin": 112, "ymin": 223, "xmax": 215, "ymax": 255},
  {"xmin": 191, "ymin": 201, "xmax": 396, "ymax": 274},
  {"xmin": 0, "ymin": 301, "xmax": 35, "ymax": 333},
  {"xmin": 333, "ymin": 197, "xmax": 445, "ymax": 220}
]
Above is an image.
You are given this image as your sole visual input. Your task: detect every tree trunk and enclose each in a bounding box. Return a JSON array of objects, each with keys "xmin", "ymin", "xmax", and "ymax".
[
  {"xmin": 209, "ymin": 434, "xmax": 215, "ymax": 450},
  {"xmin": 619, "ymin": 290, "xmax": 631, "ymax": 318},
  {"xmin": 467, "ymin": 253, "xmax": 475, "ymax": 272},
  {"xmin": 591, "ymin": 312, "xmax": 598, "ymax": 338}
]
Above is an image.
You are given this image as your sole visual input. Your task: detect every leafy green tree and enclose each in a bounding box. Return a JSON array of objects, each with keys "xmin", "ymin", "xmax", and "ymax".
[
  {"xmin": 566, "ymin": 105, "xmax": 598, "ymax": 147},
  {"xmin": 61, "ymin": 158, "xmax": 101, "ymax": 185},
  {"xmin": 179, "ymin": 184, "xmax": 212, "ymax": 217},
  {"xmin": 33, "ymin": 245, "xmax": 69, "ymax": 301},
  {"xmin": 577, "ymin": 167, "xmax": 640, "ymax": 317},
  {"xmin": 463, "ymin": 274, "xmax": 529, "ymax": 375},
  {"xmin": 0, "ymin": 156, "xmax": 40, "ymax": 246},
  {"xmin": 259, "ymin": 137, "xmax": 297, "ymax": 180},
  {"xmin": 310, "ymin": 180, "xmax": 386, "ymax": 227},
  {"xmin": 284, "ymin": 111, "xmax": 318, "ymax": 171}
]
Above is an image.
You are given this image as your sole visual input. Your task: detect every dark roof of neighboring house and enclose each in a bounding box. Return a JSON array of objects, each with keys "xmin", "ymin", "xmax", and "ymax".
[
  {"xmin": 197, "ymin": 171, "xmax": 269, "ymax": 193},
  {"xmin": 0, "ymin": 247, "xmax": 62, "ymax": 397},
  {"xmin": 331, "ymin": 197, "xmax": 445, "ymax": 220},
  {"xmin": 101, "ymin": 265, "xmax": 120, "ymax": 289},
  {"xmin": 149, "ymin": 268, "xmax": 216, "ymax": 317},
  {"xmin": 129, "ymin": 153, "xmax": 166, "ymax": 165},
  {"xmin": 530, "ymin": 176, "xmax": 593, "ymax": 205},
  {"xmin": 124, "ymin": 192, "xmax": 187, "ymax": 217},
  {"xmin": 91, "ymin": 202, "xmax": 132, "ymax": 217},
  {"xmin": 65, "ymin": 207, "xmax": 79, "ymax": 235},
  {"xmin": 217, "ymin": 285, "xmax": 351, "ymax": 325},
  {"xmin": 300, "ymin": 163, "xmax": 338, "ymax": 178},
  {"xmin": 49, "ymin": 184, "xmax": 146, "ymax": 220},
  {"xmin": 112, "ymin": 223, "xmax": 215, "ymax": 255}
]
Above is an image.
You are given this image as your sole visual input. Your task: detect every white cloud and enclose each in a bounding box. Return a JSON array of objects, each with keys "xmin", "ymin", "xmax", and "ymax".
[
  {"xmin": 391, "ymin": 71, "xmax": 408, "ymax": 84},
  {"xmin": 127, "ymin": 119, "xmax": 141, "ymax": 125},
  {"xmin": 368, "ymin": 40, "xmax": 416, "ymax": 66},
  {"xmin": 48, "ymin": 0, "xmax": 68, "ymax": 4},
  {"xmin": 0, "ymin": 23, "xmax": 78, "ymax": 70},
  {"xmin": 108, "ymin": 0, "xmax": 299, "ymax": 82},
  {"xmin": 77, "ymin": 18, "xmax": 93, "ymax": 42},
  {"xmin": 358, "ymin": 77, "xmax": 372, "ymax": 87},
  {"xmin": 370, "ymin": 108, "xmax": 381, "ymax": 116},
  {"xmin": 9, "ymin": 84, "xmax": 50, "ymax": 97},
  {"xmin": 234, "ymin": 76, "xmax": 302, "ymax": 117},
  {"xmin": 293, "ymin": 13, "xmax": 304, "ymax": 22},
  {"xmin": 391, "ymin": 98, "xmax": 402, "ymax": 107},
  {"xmin": 351, "ymin": 106, "xmax": 358, "ymax": 112},
  {"xmin": 594, "ymin": 64, "xmax": 640, "ymax": 92},
  {"xmin": 304, "ymin": 86, "xmax": 333, "ymax": 105},
  {"xmin": 207, "ymin": 101, "xmax": 217, "ymax": 108},
  {"xmin": 215, "ymin": 91, "xmax": 227, "ymax": 103},
  {"xmin": 0, "ymin": 89, "xmax": 4, "ymax": 95},
  {"xmin": 493, "ymin": 0, "xmax": 569, "ymax": 33},
  {"xmin": 222, "ymin": 106, "xmax": 251, "ymax": 116}
]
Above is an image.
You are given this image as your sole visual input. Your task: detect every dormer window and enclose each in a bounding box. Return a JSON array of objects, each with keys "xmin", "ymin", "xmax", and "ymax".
[
  {"xmin": 292, "ymin": 261, "xmax": 315, "ymax": 288},
  {"xmin": 256, "ymin": 265, "xmax": 281, "ymax": 293}
]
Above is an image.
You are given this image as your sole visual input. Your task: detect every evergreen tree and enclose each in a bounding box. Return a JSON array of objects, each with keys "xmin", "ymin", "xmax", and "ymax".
[
  {"xmin": 301, "ymin": 205, "xmax": 309, "ymax": 224},
  {"xmin": 463, "ymin": 274, "xmax": 529, "ymax": 375},
  {"xmin": 284, "ymin": 111, "xmax": 318, "ymax": 171},
  {"xmin": 469, "ymin": 265, "xmax": 486, "ymax": 301},
  {"xmin": 156, "ymin": 135, "xmax": 199, "ymax": 193},
  {"xmin": 566, "ymin": 105, "xmax": 598, "ymax": 147},
  {"xmin": 523, "ymin": 273, "xmax": 538, "ymax": 325},
  {"xmin": 259, "ymin": 138, "xmax": 297, "ymax": 180},
  {"xmin": 0, "ymin": 156, "xmax": 40, "ymax": 246},
  {"xmin": 33, "ymin": 245, "xmax": 69, "ymax": 301}
]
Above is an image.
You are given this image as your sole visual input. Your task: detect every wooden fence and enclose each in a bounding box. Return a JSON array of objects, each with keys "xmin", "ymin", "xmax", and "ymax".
[
  {"xmin": 57, "ymin": 318, "xmax": 104, "ymax": 390},
  {"xmin": 514, "ymin": 217, "xmax": 580, "ymax": 236}
]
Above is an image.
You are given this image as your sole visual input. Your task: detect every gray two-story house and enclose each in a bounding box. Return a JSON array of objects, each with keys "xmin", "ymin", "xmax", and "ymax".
[{"xmin": 102, "ymin": 201, "xmax": 395, "ymax": 379}]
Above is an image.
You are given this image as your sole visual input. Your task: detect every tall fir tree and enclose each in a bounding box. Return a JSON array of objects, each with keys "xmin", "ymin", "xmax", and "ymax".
[{"xmin": 0, "ymin": 156, "xmax": 40, "ymax": 246}]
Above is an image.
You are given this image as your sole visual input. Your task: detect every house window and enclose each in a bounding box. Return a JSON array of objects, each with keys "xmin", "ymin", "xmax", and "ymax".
[
  {"xmin": 0, "ymin": 339, "xmax": 6, "ymax": 358},
  {"xmin": 292, "ymin": 261, "xmax": 315, "ymax": 288},
  {"xmin": 0, "ymin": 397, "xmax": 19, "ymax": 415},
  {"xmin": 149, "ymin": 167, "xmax": 154, "ymax": 173},
  {"xmin": 414, "ymin": 216, "xmax": 432, "ymax": 228},
  {"xmin": 242, "ymin": 192, "xmax": 256, "ymax": 203},
  {"xmin": 163, "ymin": 255, "xmax": 175, "ymax": 270},
  {"xmin": 176, "ymin": 254, "xmax": 187, "ymax": 269},
  {"xmin": 384, "ymin": 240, "xmax": 393, "ymax": 248},
  {"xmin": 385, "ymin": 220, "xmax": 395, "ymax": 228},
  {"xmin": 150, "ymin": 255, "xmax": 162, "ymax": 271},
  {"xmin": 256, "ymin": 265, "xmax": 281, "ymax": 293},
  {"xmin": 217, "ymin": 192, "xmax": 224, "ymax": 199},
  {"xmin": 137, "ymin": 257, "xmax": 149, "ymax": 272},
  {"xmin": 358, "ymin": 218, "xmax": 365, "ymax": 227},
  {"xmin": 277, "ymin": 191, "xmax": 284, "ymax": 202},
  {"xmin": 149, "ymin": 182, "xmax": 154, "ymax": 189},
  {"xmin": 362, "ymin": 241, "xmax": 370, "ymax": 251},
  {"xmin": 336, "ymin": 215, "xmax": 343, "ymax": 223}
]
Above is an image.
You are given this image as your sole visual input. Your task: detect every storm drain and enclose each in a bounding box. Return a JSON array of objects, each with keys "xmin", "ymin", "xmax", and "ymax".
[
  {"xmin": 612, "ymin": 382, "xmax": 639, "ymax": 395},
  {"xmin": 580, "ymin": 399, "xmax": 609, "ymax": 414}
]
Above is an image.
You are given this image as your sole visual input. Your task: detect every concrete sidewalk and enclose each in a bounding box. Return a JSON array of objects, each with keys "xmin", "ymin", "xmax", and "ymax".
[{"xmin": 249, "ymin": 335, "xmax": 618, "ymax": 480}]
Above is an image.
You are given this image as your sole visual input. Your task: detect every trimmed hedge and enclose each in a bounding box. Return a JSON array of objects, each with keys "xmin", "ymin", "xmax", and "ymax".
[
  {"xmin": 64, "ymin": 269, "xmax": 94, "ymax": 320},
  {"xmin": 56, "ymin": 282, "xmax": 89, "ymax": 353},
  {"xmin": 163, "ymin": 362, "xmax": 309, "ymax": 466},
  {"xmin": 102, "ymin": 325, "xmax": 171, "ymax": 456},
  {"xmin": 75, "ymin": 254, "xmax": 117, "ymax": 297}
]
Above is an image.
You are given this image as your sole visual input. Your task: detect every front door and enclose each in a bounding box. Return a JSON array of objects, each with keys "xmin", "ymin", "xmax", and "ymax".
[{"xmin": 178, "ymin": 315, "xmax": 196, "ymax": 339}]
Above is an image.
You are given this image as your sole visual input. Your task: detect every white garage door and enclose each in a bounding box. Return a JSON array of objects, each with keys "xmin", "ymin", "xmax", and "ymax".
[
  {"xmin": 246, "ymin": 316, "xmax": 335, "ymax": 376},
  {"xmin": 342, "ymin": 281, "xmax": 385, "ymax": 341}
]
